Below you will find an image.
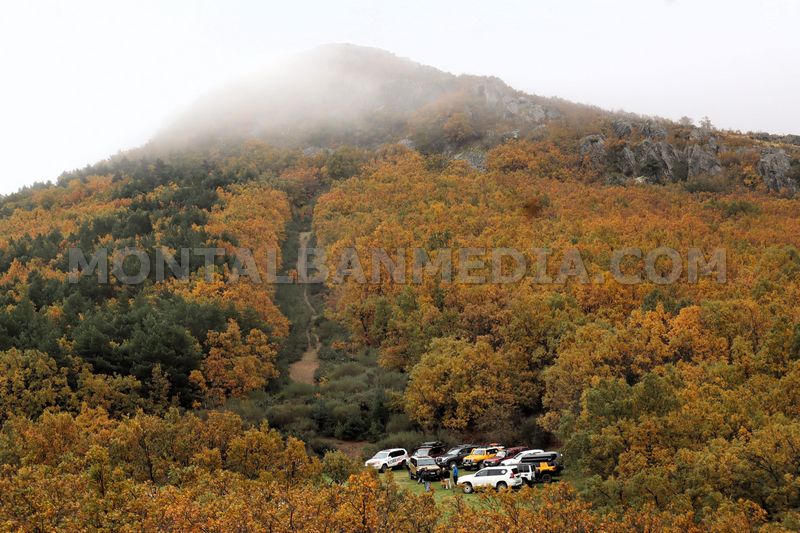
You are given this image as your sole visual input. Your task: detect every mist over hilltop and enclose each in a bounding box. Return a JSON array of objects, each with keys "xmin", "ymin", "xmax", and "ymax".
[{"xmin": 151, "ymin": 44, "xmax": 563, "ymax": 150}]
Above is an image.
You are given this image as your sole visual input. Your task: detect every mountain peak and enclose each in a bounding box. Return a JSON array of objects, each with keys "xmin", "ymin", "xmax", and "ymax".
[{"xmin": 150, "ymin": 44, "xmax": 545, "ymax": 151}]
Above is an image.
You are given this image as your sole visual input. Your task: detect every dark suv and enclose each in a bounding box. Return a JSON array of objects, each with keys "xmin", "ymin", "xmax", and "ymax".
[
  {"xmin": 519, "ymin": 451, "xmax": 563, "ymax": 474},
  {"xmin": 411, "ymin": 441, "xmax": 447, "ymax": 460},
  {"xmin": 435, "ymin": 444, "xmax": 478, "ymax": 468}
]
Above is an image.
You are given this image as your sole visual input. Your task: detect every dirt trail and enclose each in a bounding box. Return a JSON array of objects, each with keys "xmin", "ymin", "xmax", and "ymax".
[{"xmin": 288, "ymin": 231, "xmax": 320, "ymax": 384}]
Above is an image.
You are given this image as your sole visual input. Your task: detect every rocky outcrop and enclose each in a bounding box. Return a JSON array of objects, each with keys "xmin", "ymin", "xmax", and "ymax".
[
  {"xmin": 473, "ymin": 78, "xmax": 559, "ymax": 124},
  {"xmin": 633, "ymin": 140, "xmax": 683, "ymax": 183},
  {"xmin": 639, "ymin": 120, "xmax": 668, "ymax": 139},
  {"xmin": 612, "ymin": 119, "xmax": 633, "ymax": 138},
  {"xmin": 587, "ymin": 127, "xmax": 723, "ymax": 183},
  {"xmin": 758, "ymin": 149, "xmax": 796, "ymax": 193},
  {"xmin": 503, "ymin": 98, "xmax": 548, "ymax": 122},
  {"xmin": 398, "ymin": 138, "xmax": 415, "ymax": 149},
  {"xmin": 453, "ymin": 149, "xmax": 487, "ymax": 171},
  {"xmin": 610, "ymin": 118, "xmax": 667, "ymax": 140},
  {"xmin": 685, "ymin": 144, "xmax": 722, "ymax": 178},
  {"xmin": 618, "ymin": 146, "xmax": 638, "ymax": 175},
  {"xmin": 579, "ymin": 134, "xmax": 607, "ymax": 167},
  {"xmin": 503, "ymin": 97, "xmax": 561, "ymax": 124}
]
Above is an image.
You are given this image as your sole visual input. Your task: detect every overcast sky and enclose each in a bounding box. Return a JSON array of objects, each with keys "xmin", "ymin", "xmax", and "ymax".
[{"xmin": 0, "ymin": 0, "xmax": 798, "ymax": 194}]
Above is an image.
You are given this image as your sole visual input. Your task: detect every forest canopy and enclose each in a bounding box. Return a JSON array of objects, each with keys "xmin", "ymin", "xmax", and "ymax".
[{"xmin": 1, "ymin": 45, "xmax": 799, "ymax": 530}]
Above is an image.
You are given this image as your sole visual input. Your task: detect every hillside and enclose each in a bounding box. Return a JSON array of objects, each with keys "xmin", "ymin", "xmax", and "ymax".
[
  {"xmin": 150, "ymin": 44, "xmax": 799, "ymax": 194},
  {"xmin": 151, "ymin": 44, "xmax": 559, "ymax": 152},
  {"xmin": 0, "ymin": 44, "xmax": 799, "ymax": 530}
]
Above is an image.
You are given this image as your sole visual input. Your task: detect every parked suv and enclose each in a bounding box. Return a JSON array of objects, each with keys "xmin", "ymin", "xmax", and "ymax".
[
  {"xmin": 515, "ymin": 461, "xmax": 560, "ymax": 484},
  {"xmin": 535, "ymin": 461, "xmax": 561, "ymax": 483},
  {"xmin": 435, "ymin": 444, "xmax": 478, "ymax": 468},
  {"xmin": 457, "ymin": 466, "xmax": 522, "ymax": 493},
  {"xmin": 364, "ymin": 448, "xmax": 409, "ymax": 473},
  {"xmin": 482, "ymin": 446, "xmax": 528, "ymax": 467},
  {"xmin": 500, "ymin": 449, "xmax": 544, "ymax": 466},
  {"xmin": 519, "ymin": 451, "xmax": 562, "ymax": 467},
  {"xmin": 411, "ymin": 442, "xmax": 447, "ymax": 460},
  {"xmin": 408, "ymin": 456, "xmax": 442, "ymax": 480},
  {"xmin": 461, "ymin": 446, "xmax": 504, "ymax": 470},
  {"xmin": 519, "ymin": 451, "xmax": 564, "ymax": 477},
  {"xmin": 515, "ymin": 463, "xmax": 537, "ymax": 486}
]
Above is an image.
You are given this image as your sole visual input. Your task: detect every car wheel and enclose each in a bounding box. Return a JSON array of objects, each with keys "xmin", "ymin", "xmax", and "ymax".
[
  {"xmin": 462, "ymin": 482, "xmax": 474, "ymax": 494},
  {"xmin": 477, "ymin": 461, "xmax": 484, "ymax": 470},
  {"xmin": 379, "ymin": 464, "xmax": 387, "ymax": 473},
  {"xmin": 399, "ymin": 460, "xmax": 407, "ymax": 469},
  {"xmin": 541, "ymin": 474, "xmax": 552, "ymax": 483},
  {"xmin": 447, "ymin": 460, "xmax": 455, "ymax": 469},
  {"xmin": 496, "ymin": 481, "xmax": 507, "ymax": 491}
]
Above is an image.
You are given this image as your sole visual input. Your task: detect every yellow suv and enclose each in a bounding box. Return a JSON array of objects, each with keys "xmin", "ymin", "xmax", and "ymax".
[{"xmin": 461, "ymin": 446, "xmax": 504, "ymax": 470}]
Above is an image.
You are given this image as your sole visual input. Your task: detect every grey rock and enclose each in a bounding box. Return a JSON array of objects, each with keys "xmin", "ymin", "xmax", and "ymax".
[
  {"xmin": 689, "ymin": 129, "xmax": 719, "ymax": 150},
  {"xmin": 474, "ymin": 77, "xmax": 509, "ymax": 106},
  {"xmin": 503, "ymin": 98, "xmax": 547, "ymax": 122},
  {"xmin": 634, "ymin": 140, "xmax": 682, "ymax": 183},
  {"xmin": 607, "ymin": 143, "xmax": 637, "ymax": 175},
  {"xmin": 456, "ymin": 77, "xmax": 560, "ymax": 128},
  {"xmin": 758, "ymin": 149, "xmax": 796, "ymax": 193},
  {"xmin": 579, "ymin": 134, "xmax": 607, "ymax": 167},
  {"xmin": 302, "ymin": 146, "xmax": 325, "ymax": 157},
  {"xmin": 453, "ymin": 149, "xmax": 487, "ymax": 171},
  {"xmin": 685, "ymin": 144, "xmax": 722, "ymax": 177},
  {"xmin": 612, "ymin": 119, "xmax": 633, "ymax": 138},
  {"xmin": 639, "ymin": 120, "xmax": 668, "ymax": 139},
  {"xmin": 619, "ymin": 146, "xmax": 638, "ymax": 175},
  {"xmin": 689, "ymin": 129, "xmax": 709, "ymax": 143},
  {"xmin": 398, "ymin": 138, "xmax": 416, "ymax": 149}
]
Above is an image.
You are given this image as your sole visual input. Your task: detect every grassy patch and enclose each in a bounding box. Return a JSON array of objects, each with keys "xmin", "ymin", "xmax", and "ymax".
[{"xmin": 386, "ymin": 468, "xmax": 557, "ymax": 506}]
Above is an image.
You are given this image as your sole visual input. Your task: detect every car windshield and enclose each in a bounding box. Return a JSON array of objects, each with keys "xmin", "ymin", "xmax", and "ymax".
[
  {"xmin": 417, "ymin": 458, "xmax": 437, "ymax": 466},
  {"xmin": 472, "ymin": 449, "xmax": 486, "ymax": 455},
  {"xmin": 445, "ymin": 447, "xmax": 461, "ymax": 455},
  {"xmin": 373, "ymin": 452, "xmax": 389, "ymax": 459},
  {"xmin": 415, "ymin": 448, "xmax": 432, "ymax": 456}
]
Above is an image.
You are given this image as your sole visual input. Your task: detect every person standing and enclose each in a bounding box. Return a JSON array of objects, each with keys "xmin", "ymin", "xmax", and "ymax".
[
  {"xmin": 440, "ymin": 466, "xmax": 450, "ymax": 489},
  {"xmin": 451, "ymin": 464, "xmax": 459, "ymax": 490}
]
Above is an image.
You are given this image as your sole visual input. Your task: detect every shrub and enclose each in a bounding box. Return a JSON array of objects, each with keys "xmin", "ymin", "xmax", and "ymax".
[
  {"xmin": 265, "ymin": 403, "xmax": 315, "ymax": 429},
  {"xmin": 384, "ymin": 413, "xmax": 415, "ymax": 434},
  {"xmin": 326, "ymin": 362, "xmax": 366, "ymax": 380},
  {"xmin": 322, "ymin": 374, "xmax": 370, "ymax": 395},
  {"xmin": 684, "ymin": 174, "xmax": 731, "ymax": 193},
  {"xmin": 523, "ymin": 194, "xmax": 551, "ymax": 218},
  {"xmin": 322, "ymin": 450, "xmax": 360, "ymax": 484}
]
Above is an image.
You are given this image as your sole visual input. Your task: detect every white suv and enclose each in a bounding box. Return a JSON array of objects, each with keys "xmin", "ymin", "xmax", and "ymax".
[
  {"xmin": 457, "ymin": 466, "xmax": 523, "ymax": 493},
  {"xmin": 500, "ymin": 449, "xmax": 544, "ymax": 465},
  {"xmin": 364, "ymin": 448, "xmax": 409, "ymax": 473}
]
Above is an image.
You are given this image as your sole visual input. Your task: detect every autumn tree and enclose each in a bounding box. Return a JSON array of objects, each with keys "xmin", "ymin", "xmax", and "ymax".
[{"xmin": 190, "ymin": 319, "xmax": 278, "ymax": 406}]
